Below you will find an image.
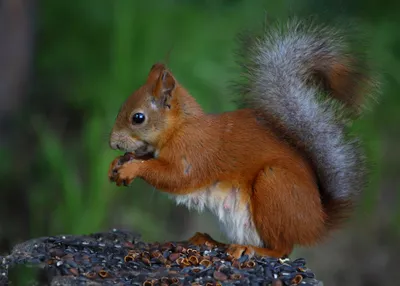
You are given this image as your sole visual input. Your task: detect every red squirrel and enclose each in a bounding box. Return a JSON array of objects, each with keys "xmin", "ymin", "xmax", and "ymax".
[{"xmin": 108, "ymin": 19, "xmax": 378, "ymax": 259}]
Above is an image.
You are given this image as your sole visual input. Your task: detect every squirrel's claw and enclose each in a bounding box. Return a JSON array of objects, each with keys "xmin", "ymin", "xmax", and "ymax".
[
  {"xmin": 108, "ymin": 157, "xmax": 122, "ymax": 182},
  {"xmin": 115, "ymin": 177, "xmax": 132, "ymax": 187}
]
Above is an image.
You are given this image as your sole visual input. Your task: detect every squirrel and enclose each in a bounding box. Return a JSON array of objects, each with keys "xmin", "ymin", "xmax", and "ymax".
[{"xmin": 108, "ymin": 19, "xmax": 378, "ymax": 259}]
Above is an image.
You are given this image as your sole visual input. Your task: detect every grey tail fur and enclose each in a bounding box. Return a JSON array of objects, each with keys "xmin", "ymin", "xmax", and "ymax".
[{"xmin": 236, "ymin": 18, "xmax": 379, "ymax": 229}]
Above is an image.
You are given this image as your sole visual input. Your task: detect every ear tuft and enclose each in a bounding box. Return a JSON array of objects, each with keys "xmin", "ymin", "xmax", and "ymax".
[{"xmin": 150, "ymin": 63, "xmax": 166, "ymax": 72}]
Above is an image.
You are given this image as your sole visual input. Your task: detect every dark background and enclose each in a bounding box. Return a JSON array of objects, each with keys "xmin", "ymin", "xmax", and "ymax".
[{"xmin": 1, "ymin": 0, "xmax": 399, "ymax": 285}]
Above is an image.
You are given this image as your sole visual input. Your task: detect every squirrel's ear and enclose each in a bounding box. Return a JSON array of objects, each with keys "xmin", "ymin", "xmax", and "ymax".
[
  {"xmin": 146, "ymin": 63, "xmax": 165, "ymax": 83},
  {"xmin": 159, "ymin": 70, "xmax": 176, "ymax": 95},
  {"xmin": 153, "ymin": 69, "xmax": 176, "ymax": 108}
]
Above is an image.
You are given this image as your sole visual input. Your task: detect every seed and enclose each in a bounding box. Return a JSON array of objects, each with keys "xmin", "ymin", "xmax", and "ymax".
[
  {"xmin": 187, "ymin": 249, "xmax": 198, "ymax": 256},
  {"xmin": 188, "ymin": 255, "xmax": 199, "ymax": 265},
  {"xmin": 244, "ymin": 260, "xmax": 256, "ymax": 268},
  {"xmin": 98, "ymin": 270, "xmax": 109, "ymax": 278},
  {"xmin": 199, "ymin": 259, "xmax": 212, "ymax": 268},
  {"xmin": 213, "ymin": 270, "xmax": 228, "ymax": 281},
  {"xmin": 297, "ymin": 267, "xmax": 306, "ymax": 272},
  {"xmin": 151, "ymin": 251, "xmax": 161, "ymax": 259},
  {"xmin": 191, "ymin": 267, "xmax": 202, "ymax": 274},
  {"xmin": 142, "ymin": 257, "xmax": 151, "ymax": 266},
  {"xmin": 85, "ymin": 271, "xmax": 96, "ymax": 279},
  {"xmin": 160, "ymin": 277, "xmax": 169, "ymax": 283},
  {"xmin": 291, "ymin": 274, "xmax": 303, "ymax": 285},
  {"xmin": 230, "ymin": 273, "xmax": 242, "ymax": 280},
  {"xmin": 124, "ymin": 255, "xmax": 134, "ymax": 262},
  {"xmin": 124, "ymin": 241, "xmax": 135, "ymax": 249},
  {"xmin": 174, "ymin": 245, "xmax": 183, "ymax": 252},
  {"xmin": 169, "ymin": 253, "xmax": 181, "ymax": 261},
  {"xmin": 178, "ymin": 258, "xmax": 190, "ymax": 268}
]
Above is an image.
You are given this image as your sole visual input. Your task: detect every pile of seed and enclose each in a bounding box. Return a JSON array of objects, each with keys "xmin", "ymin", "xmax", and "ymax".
[{"xmin": 0, "ymin": 229, "xmax": 323, "ymax": 286}]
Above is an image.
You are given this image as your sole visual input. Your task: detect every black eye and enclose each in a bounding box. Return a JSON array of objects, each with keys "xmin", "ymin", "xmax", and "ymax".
[{"xmin": 132, "ymin": 113, "xmax": 146, "ymax": 124}]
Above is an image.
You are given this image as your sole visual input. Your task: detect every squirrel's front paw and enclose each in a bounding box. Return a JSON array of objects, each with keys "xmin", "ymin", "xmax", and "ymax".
[{"xmin": 108, "ymin": 153, "xmax": 138, "ymax": 186}]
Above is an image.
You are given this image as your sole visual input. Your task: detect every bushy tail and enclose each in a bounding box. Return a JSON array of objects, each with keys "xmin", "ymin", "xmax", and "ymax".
[{"xmin": 237, "ymin": 18, "xmax": 379, "ymax": 229}]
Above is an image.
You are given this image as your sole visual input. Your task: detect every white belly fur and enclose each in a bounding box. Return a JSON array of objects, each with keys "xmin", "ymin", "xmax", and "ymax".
[{"xmin": 171, "ymin": 185, "xmax": 263, "ymax": 247}]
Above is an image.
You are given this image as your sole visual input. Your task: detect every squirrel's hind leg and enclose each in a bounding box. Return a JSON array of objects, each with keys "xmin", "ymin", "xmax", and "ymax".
[
  {"xmin": 187, "ymin": 164, "xmax": 324, "ymax": 260},
  {"xmin": 248, "ymin": 165, "xmax": 325, "ymax": 258}
]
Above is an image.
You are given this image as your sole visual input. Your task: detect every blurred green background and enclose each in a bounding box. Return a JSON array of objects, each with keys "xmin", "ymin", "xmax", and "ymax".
[{"xmin": 0, "ymin": 0, "xmax": 399, "ymax": 285}]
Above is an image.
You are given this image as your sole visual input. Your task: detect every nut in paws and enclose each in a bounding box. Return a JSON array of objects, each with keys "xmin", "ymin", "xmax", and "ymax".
[{"xmin": 108, "ymin": 153, "xmax": 138, "ymax": 186}]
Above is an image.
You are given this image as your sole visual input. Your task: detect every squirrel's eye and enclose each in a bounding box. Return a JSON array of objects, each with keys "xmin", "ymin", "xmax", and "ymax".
[{"xmin": 132, "ymin": 113, "xmax": 146, "ymax": 124}]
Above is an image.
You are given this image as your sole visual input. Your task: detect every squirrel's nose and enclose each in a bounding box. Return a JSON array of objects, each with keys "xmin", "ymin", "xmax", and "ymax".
[{"xmin": 109, "ymin": 141, "xmax": 119, "ymax": 150}]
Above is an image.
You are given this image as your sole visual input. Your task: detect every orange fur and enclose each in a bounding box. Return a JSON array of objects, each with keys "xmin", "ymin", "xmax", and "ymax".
[
  {"xmin": 108, "ymin": 63, "xmax": 353, "ymax": 259},
  {"xmin": 316, "ymin": 58, "xmax": 372, "ymax": 116}
]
